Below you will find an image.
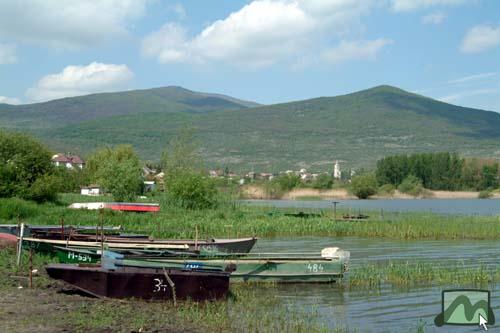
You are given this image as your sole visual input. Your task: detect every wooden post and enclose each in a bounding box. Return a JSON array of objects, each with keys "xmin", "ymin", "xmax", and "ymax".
[
  {"xmin": 16, "ymin": 223, "xmax": 25, "ymax": 267},
  {"xmin": 29, "ymin": 248, "xmax": 33, "ymax": 288},
  {"xmin": 332, "ymin": 201, "xmax": 339, "ymax": 221},
  {"xmin": 195, "ymin": 225, "xmax": 199, "ymax": 251},
  {"xmin": 60, "ymin": 216, "xmax": 65, "ymax": 240},
  {"xmin": 100, "ymin": 209, "xmax": 104, "ymax": 257}
]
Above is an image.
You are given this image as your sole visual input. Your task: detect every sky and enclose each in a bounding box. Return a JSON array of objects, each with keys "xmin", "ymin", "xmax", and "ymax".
[{"xmin": 0, "ymin": 0, "xmax": 499, "ymax": 111}]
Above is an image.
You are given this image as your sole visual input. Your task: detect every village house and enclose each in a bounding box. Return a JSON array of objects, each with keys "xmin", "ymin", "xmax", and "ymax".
[
  {"xmin": 52, "ymin": 153, "xmax": 85, "ymax": 169},
  {"xmin": 80, "ymin": 185, "xmax": 101, "ymax": 196}
]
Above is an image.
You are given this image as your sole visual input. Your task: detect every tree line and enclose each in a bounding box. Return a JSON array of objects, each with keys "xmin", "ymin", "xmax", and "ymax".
[
  {"xmin": 0, "ymin": 129, "xmax": 219, "ymax": 208},
  {"xmin": 375, "ymin": 152, "xmax": 499, "ymax": 191}
]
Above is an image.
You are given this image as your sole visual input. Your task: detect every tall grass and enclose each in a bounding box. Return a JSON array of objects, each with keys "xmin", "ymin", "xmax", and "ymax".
[
  {"xmin": 348, "ymin": 261, "xmax": 500, "ymax": 289},
  {"xmin": 1, "ymin": 195, "xmax": 500, "ymax": 240}
]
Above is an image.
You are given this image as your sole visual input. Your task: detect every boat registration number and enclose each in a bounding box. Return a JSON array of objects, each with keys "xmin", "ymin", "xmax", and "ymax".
[
  {"xmin": 307, "ymin": 263, "xmax": 324, "ymax": 273},
  {"xmin": 67, "ymin": 252, "xmax": 92, "ymax": 262}
]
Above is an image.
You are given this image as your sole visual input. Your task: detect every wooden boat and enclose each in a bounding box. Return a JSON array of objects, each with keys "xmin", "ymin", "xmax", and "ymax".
[
  {"xmin": 55, "ymin": 247, "xmax": 350, "ymax": 283},
  {"xmin": 28, "ymin": 233, "xmax": 257, "ymax": 254},
  {"xmin": 45, "ymin": 263, "xmax": 230, "ymax": 301},
  {"xmin": 0, "ymin": 224, "xmax": 122, "ymax": 236},
  {"xmin": 22, "ymin": 237, "xmax": 189, "ymax": 255}
]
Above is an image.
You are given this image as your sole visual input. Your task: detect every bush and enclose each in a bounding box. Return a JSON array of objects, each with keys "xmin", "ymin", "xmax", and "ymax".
[
  {"xmin": 166, "ymin": 171, "xmax": 219, "ymax": 209},
  {"xmin": 378, "ymin": 184, "xmax": 396, "ymax": 196},
  {"xmin": 478, "ymin": 190, "xmax": 492, "ymax": 199},
  {"xmin": 398, "ymin": 175, "xmax": 424, "ymax": 197},
  {"xmin": 275, "ymin": 174, "xmax": 301, "ymax": 191},
  {"xmin": 312, "ymin": 174, "xmax": 333, "ymax": 190},
  {"xmin": 351, "ymin": 173, "xmax": 378, "ymax": 199},
  {"xmin": 0, "ymin": 131, "xmax": 57, "ymax": 202}
]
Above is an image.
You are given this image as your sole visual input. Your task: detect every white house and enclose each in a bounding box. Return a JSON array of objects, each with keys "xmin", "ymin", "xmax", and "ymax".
[
  {"xmin": 52, "ymin": 154, "xmax": 85, "ymax": 169},
  {"xmin": 80, "ymin": 185, "xmax": 101, "ymax": 196}
]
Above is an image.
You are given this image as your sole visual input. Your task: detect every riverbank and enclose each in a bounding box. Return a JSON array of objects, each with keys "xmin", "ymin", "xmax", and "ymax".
[{"xmin": 240, "ymin": 185, "xmax": 500, "ymax": 200}]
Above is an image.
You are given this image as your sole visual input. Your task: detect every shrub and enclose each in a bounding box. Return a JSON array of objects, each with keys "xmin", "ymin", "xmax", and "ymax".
[
  {"xmin": 378, "ymin": 184, "xmax": 396, "ymax": 196},
  {"xmin": 166, "ymin": 171, "xmax": 219, "ymax": 209},
  {"xmin": 478, "ymin": 190, "xmax": 492, "ymax": 199},
  {"xmin": 0, "ymin": 131, "xmax": 57, "ymax": 202},
  {"xmin": 351, "ymin": 173, "xmax": 378, "ymax": 199},
  {"xmin": 312, "ymin": 174, "xmax": 333, "ymax": 190},
  {"xmin": 398, "ymin": 175, "xmax": 424, "ymax": 197}
]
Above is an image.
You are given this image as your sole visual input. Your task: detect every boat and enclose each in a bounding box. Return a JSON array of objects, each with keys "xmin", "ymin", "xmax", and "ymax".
[
  {"xmin": 22, "ymin": 237, "xmax": 189, "ymax": 255},
  {"xmin": 55, "ymin": 246, "xmax": 350, "ymax": 283},
  {"xmin": 68, "ymin": 202, "xmax": 160, "ymax": 212},
  {"xmin": 45, "ymin": 264, "xmax": 230, "ymax": 301},
  {"xmin": 0, "ymin": 224, "xmax": 122, "ymax": 236},
  {"xmin": 127, "ymin": 247, "xmax": 350, "ymax": 283},
  {"xmin": 25, "ymin": 232, "xmax": 258, "ymax": 254}
]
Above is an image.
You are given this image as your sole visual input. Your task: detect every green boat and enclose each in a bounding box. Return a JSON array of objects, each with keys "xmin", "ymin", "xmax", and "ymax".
[{"xmin": 55, "ymin": 246, "xmax": 349, "ymax": 283}]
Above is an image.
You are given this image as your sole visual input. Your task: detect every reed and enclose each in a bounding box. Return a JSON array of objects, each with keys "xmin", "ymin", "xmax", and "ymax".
[
  {"xmin": 1, "ymin": 195, "xmax": 500, "ymax": 240},
  {"xmin": 348, "ymin": 261, "xmax": 500, "ymax": 289}
]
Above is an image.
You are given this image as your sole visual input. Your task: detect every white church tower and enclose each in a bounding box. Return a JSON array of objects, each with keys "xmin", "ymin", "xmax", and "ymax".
[{"xmin": 333, "ymin": 160, "xmax": 341, "ymax": 179}]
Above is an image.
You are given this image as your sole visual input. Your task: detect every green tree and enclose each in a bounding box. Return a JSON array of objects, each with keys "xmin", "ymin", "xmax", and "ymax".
[
  {"xmin": 161, "ymin": 129, "xmax": 219, "ymax": 209},
  {"xmin": 398, "ymin": 175, "xmax": 424, "ymax": 197},
  {"xmin": 351, "ymin": 173, "xmax": 378, "ymax": 199},
  {"xmin": 86, "ymin": 145, "xmax": 143, "ymax": 201},
  {"xmin": 0, "ymin": 131, "xmax": 57, "ymax": 202},
  {"xmin": 312, "ymin": 173, "xmax": 333, "ymax": 189},
  {"xmin": 161, "ymin": 127, "xmax": 201, "ymax": 174}
]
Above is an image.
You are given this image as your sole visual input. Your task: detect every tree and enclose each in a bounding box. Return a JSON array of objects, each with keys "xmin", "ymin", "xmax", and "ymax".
[
  {"xmin": 161, "ymin": 129, "xmax": 219, "ymax": 209},
  {"xmin": 86, "ymin": 145, "xmax": 143, "ymax": 201},
  {"xmin": 161, "ymin": 127, "xmax": 201, "ymax": 175},
  {"xmin": 0, "ymin": 131, "xmax": 57, "ymax": 202},
  {"xmin": 350, "ymin": 173, "xmax": 378, "ymax": 199},
  {"xmin": 312, "ymin": 173, "xmax": 333, "ymax": 189}
]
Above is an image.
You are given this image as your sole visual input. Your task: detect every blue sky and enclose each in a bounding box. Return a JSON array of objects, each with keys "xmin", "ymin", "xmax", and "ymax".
[{"xmin": 0, "ymin": 0, "xmax": 499, "ymax": 111}]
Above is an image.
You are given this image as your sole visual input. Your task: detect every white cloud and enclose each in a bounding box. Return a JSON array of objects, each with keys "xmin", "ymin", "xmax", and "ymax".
[
  {"xmin": 26, "ymin": 62, "xmax": 134, "ymax": 102},
  {"xmin": 0, "ymin": 96, "xmax": 21, "ymax": 104},
  {"xmin": 322, "ymin": 39, "xmax": 393, "ymax": 64},
  {"xmin": 439, "ymin": 88, "xmax": 497, "ymax": 103},
  {"xmin": 142, "ymin": 0, "xmax": 385, "ymax": 68},
  {"xmin": 422, "ymin": 12, "xmax": 446, "ymax": 24},
  {"xmin": 461, "ymin": 24, "xmax": 500, "ymax": 53},
  {"xmin": 0, "ymin": 1, "xmax": 147, "ymax": 49},
  {"xmin": 447, "ymin": 72, "xmax": 497, "ymax": 84},
  {"xmin": 391, "ymin": 0, "xmax": 465, "ymax": 12},
  {"xmin": 0, "ymin": 43, "xmax": 17, "ymax": 64}
]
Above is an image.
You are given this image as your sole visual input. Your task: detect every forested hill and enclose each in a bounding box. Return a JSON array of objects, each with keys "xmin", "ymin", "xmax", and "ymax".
[{"xmin": 1, "ymin": 85, "xmax": 500, "ymax": 171}]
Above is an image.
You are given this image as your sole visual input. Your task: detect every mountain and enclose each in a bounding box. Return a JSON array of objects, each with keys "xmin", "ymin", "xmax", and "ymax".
[
  {"xmin": 1, "ymin": 85, "xmax": 500, "ymax": 171},
  {"xmin": 0, "ymin": 86, "xmax": 259, "ymax": 130}
]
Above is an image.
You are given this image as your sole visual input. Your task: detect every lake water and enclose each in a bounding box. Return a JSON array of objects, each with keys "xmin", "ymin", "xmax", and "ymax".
[
  {"xmin": 252, "ymin": 237, "xmax": 500, "ymax": 332},
  {"xmin": 241, "ymin": 199, "xmax": 500, "ymax": 215}
]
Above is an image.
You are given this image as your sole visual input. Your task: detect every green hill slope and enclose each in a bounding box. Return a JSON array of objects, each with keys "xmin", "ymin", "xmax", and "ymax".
[
  {"xmin": 0, "ymin": 86, "xmax": 258, "ymax": 130},
  {"xmin": 2, "ymin": 85, "xmax": 500, "ymax": 171}
]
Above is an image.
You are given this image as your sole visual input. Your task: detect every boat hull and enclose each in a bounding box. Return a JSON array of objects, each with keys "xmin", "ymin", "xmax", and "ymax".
[
  {"xmin": 46, "ymin": 264, "xmax": 229, "ymax": 301},
  {"xmin": 130, "ymin": 257, "xmax": 348, "ymax": 283}
]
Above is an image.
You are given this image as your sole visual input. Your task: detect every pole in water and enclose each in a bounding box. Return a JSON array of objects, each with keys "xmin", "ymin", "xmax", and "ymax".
[
  {"xmin": 60, "ymin": 216, "xmax": 65, "ymax": 240},
  {"xmin": 332, "ymin": 201, "xmax": 339, "ymax": 221}
]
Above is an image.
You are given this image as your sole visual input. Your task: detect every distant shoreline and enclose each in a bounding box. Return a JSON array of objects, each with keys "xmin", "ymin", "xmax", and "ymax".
[{"xmin": 240, "ymin": 185, "xmax": 500, "ymax": 200}]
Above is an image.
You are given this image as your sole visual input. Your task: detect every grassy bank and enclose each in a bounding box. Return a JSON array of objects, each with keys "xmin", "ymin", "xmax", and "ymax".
[
  {"xmin": 0, "ymin": 247, "xmax": 334, "ymax": 333},
  {"xmin": 1, "ymin": 195, "xmax": 500, "ymax": 240}
]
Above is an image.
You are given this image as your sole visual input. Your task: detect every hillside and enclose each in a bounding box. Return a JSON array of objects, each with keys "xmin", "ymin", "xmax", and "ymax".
[
  {"xmin": 0, "ymin": 86, "xmax": 258, "ymax": 130},
  {"xmin": 1, "ymin": 85, "xmax": 500, "ymax": 171}
]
